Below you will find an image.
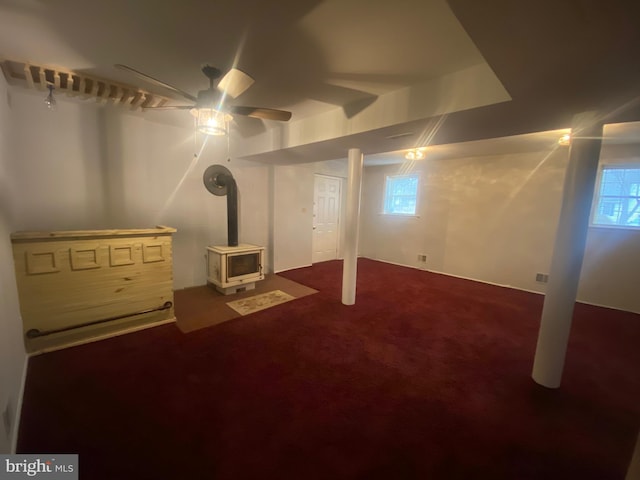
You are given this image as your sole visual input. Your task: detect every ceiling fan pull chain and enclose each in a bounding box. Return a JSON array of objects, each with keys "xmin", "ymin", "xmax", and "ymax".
[{"xmin": 194, "ymin": 115, "xmax": 199, "ymax": 158}]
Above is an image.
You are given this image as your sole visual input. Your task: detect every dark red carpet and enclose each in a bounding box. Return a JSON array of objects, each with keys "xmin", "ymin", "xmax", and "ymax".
[{"xmin": 18, "ymin": 258, "xmax": 640, "ymax": 479}]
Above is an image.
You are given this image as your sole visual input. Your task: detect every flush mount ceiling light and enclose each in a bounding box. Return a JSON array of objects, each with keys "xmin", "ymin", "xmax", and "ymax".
[
  {"xmin": 405, "ymin": 148, "xmax": 426, "ymax": 160},
  {"xmin": 558, "ymin": 133, "xmax": 571, "ymax": 146}
]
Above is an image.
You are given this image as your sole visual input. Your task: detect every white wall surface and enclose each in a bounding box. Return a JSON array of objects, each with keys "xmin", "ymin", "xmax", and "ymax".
[
  {"xmin": 273, "ymin": 159, "xmax": 347, "ymax": 272},
  {"xmin": 578, "ymin": 143, "xmax": 640, "ymax": 312},
  {"xmin": 4, "ymin": 87, "xmax": 351, "ymax": 287},
  {"xmin": 359, "ymin": 143, "xmax": 640, "ymax": 313},
  {"xmin": 0, "ymin": 76, "xmax": 27, "ymax": 453},
  {"xmin": 5, "ymin": 89, "xmax": 271, "ymax": 289}
]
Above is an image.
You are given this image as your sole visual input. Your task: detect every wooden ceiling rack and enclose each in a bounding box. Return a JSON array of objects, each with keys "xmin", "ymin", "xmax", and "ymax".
[{"xmin": 0, "ymin": 59, "xmax": 171, "ymax": 110}]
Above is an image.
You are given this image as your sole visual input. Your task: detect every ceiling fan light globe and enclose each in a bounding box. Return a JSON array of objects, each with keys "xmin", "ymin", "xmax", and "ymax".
[
  {"xmin": 198, "ymin": 124, "xmax": 226, "ymax": 136},
  {"xmin": 196, "ymin": 108, "xmax": 231, "ymax": 136}
]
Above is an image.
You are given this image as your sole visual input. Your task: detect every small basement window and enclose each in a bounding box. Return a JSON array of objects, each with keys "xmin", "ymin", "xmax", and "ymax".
[
  {"xmin": 383, "ymin": 174, "xmax": 419, "ymax": 215},
  {"xmin": 592, "ymin": 165, "xmax": 640, "ymax": 228}
]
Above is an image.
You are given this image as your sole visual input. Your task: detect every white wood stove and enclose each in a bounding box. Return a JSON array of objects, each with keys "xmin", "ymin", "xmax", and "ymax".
[{"xmin": 206, "ymin": 243, "xmax": 265, "ymax": 295}]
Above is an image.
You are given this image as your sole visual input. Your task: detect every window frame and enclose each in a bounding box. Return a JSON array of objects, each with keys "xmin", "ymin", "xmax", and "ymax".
[
  {"xmin": 381, "ymin": 173, "xmax": 420, "ymax": 217},
  {"xmin": 590, "ymin": 162, "xmax": 640, "ymax": 230}
]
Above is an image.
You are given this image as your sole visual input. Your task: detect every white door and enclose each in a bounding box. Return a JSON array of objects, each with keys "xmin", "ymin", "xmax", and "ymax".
[{"xmin": 312, "ymin": 175, "xmax": 342, "ymax": 263}]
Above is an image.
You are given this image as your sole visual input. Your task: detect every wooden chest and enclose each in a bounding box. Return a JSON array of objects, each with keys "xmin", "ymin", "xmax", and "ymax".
[{"xmin": 11, "ymin": 226, "xmax": 176, "ymax": 353}]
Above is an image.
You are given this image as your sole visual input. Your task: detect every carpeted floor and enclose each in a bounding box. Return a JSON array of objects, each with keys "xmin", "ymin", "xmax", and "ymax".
[
  {"xmin": 174, "ymin": 273, "xmax": 317, "ymax": 332},
  {"xmin": 17, "ymin": 258, "xmax": 640, "ymax": 479}
]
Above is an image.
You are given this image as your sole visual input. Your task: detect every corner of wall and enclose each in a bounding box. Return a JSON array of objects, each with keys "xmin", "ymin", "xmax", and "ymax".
[
  {"xmin": 10, "ymin": 354, "xmax": 29, "ymax": 453},
  {"xmin": 1, "ymin": 70, "xmax": 30, "ymax": 455}
]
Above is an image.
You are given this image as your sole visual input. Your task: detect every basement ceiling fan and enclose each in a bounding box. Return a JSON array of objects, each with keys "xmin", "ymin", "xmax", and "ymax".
[{"xmin": 115, "ymin": 64, "xmax": 292, "ymax": 135}]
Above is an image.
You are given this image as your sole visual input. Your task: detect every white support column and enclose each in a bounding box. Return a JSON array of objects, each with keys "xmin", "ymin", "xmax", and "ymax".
[
  {"xmin": 342, "ymin": 148, "xmax": 364, "ymax": 305},
  {"xmin": 532, "ymin": 112, "xmax": 603, "ymax": 388}
]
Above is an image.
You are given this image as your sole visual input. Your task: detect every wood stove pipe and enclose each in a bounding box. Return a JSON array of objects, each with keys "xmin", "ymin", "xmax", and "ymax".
[
  {"xmin": 217, "ymin": 173, "xmax": 239, "ymax": 247},
  {"xmin": 203, "ymin": 165, "xmax": 239, "ymax": 247}
]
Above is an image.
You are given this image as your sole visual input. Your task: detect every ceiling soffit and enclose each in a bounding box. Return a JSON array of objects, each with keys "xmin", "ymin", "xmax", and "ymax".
[{"xmin": 235, "ymin": 62, "xmax": 510, "ymax": 161}]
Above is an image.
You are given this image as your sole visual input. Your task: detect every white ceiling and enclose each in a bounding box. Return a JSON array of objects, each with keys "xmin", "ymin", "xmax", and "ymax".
[
  {"xmin": 0, "ymin": 0, "xmax": 483, "ymax": 118},
  {"xmin": 1, "ymin": 0, "xmax": 639, "ymax": 163}
]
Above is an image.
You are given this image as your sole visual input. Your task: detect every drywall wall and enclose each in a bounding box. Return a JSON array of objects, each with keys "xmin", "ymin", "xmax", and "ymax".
[
  {"xmin": 273, "ymin": 164, "xmax": 314, "ymax": 272},
  {"xmin": 5, "ymin": 89, "xmax": 270, "ymax": 289},
  {"xmin": 578, "ymin": 143, "xmax": 640, "ymax": 312},
  {"xmin": 97, "ymin": 107, "xmax": 271, "ymax": 287},
  {"xmin": 0, "ymin": 75, "xmax": 27, "ymax": 453},
  {"xmin": 273, "ymin": 159, "xmax": 347, "ymax": 272},
  {"xmin": 359, "ymin": 144, "xmax": 640, "ymax": 313},
  {"xmin": 360, "ymin": 149, "xmax": 567, "ymax": 289}
]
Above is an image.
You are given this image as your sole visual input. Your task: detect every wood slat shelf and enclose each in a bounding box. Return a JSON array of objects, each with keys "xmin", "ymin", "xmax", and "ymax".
[{"xmin": 1, "ymin": 59, "xmax": 172, "ymax": 110}]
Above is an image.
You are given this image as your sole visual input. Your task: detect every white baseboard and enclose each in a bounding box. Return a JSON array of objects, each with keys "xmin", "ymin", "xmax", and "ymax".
[
  {"xmin": 275, "ymin": 263, "xmax": 313, "ymax": 274},
  {"xmin": 425, "ymin": 266, "xmax": 545, "ymax": 296},
  {"xmin": 11, "ymin": 353, "xmax": 28, "ymax": 454},
  {"xmin": 359, "ymin": 256, "xmax": 638, "ymax": 313},
  {"xmin": 574, "ymin": 299, "xmax": 639, "ymax": 314}
]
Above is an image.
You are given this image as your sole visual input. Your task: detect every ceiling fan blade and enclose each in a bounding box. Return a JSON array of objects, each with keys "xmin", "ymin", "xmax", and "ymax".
[
  {"xmin": 115, "ymin": 64, "xmax": 197, "ymax": 102},
  {"xmin": 229, "ymin": 106, "xmax": 292, "ymax": 121},
  {"xmin": 217, "ymin": 68, "xmax": 255, "ymax": 99}
]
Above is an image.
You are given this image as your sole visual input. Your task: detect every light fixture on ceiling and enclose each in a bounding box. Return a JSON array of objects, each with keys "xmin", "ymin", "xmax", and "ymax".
[
  {"xmin": 405, "ymin": 148, "xmax": 426, "ymax": 160},
  {"xmin": 558, "ymin": 133, "xmax": 571, "ymax": 146},
  {"xmin": 192, "ymin": 107, "xmax": 232, "ymax": 136},
  {"xmin": 44, "ymin": 84, "xmax": 56, "ymax": 110}
]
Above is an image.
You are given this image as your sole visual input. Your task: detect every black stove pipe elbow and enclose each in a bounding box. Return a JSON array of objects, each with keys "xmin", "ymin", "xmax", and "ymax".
[{"xmin": 203, "ymin": 165, "xmax": 239, "ymax": 247}]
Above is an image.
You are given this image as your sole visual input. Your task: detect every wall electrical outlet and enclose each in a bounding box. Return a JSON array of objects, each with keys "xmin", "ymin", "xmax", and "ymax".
[
  {"xmin": 535, "ymin": 273, "xmax": 549, "ymax": 283},
  {"xmin": 417, "ymin": 254, "xmax": 428, "ymax": 263}
]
